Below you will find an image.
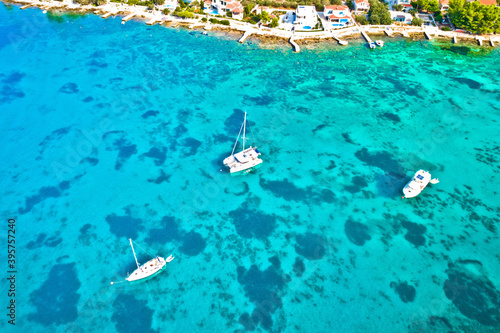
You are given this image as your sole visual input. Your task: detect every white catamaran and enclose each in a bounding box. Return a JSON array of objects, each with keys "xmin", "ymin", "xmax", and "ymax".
[
  {"xmin": 111, "ymin": 239, "xmax": 174, "ymax": 284},
  {"xmin": 402, "ymin": 170, "xmax": 439, "ymax": 199},
  {"xmin": 223, "ymin": 112, "xmax": 263, "ymax": 173}
]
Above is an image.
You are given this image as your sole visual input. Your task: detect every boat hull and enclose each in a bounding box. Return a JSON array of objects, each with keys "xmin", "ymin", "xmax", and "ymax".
[
  {"xmin": 402, "ymin": 170, "xmax": 431, "ymax": 198},
  {"xmin": 126, "ymin": 257, "xmax": 166, "ymax": 282},
  {"xmin": 224, "ymin": 147, "xmax": 262, "ymax": 173}
]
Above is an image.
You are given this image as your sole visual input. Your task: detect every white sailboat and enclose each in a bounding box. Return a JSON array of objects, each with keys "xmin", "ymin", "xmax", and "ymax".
[
  {"xmin": 402, "ymin": 169, "xmax": 439, "ymax": 199},
  {"xmin": 111, "ymin": 239, "xmax": 174, "ymax": 284},
  {"xmin": 223, "ymin": 112, "xmax": 263, "ymax": 173}
]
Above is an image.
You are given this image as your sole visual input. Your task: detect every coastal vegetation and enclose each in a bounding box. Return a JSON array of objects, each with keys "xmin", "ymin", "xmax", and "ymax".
[
  {"xmin": 410, "ymin": 0, "xmax": 439, "ymax": 13},
  {"xmin": 367, "ymin": 0, "xmax": 391, "ymax": 25},
  {"xmin": 448, "ymin": 0, "xmax": 500, "ymax": 33},
  {"xmin": 240, "ymin": 0, "xmax": 344, "ymax": 11}
]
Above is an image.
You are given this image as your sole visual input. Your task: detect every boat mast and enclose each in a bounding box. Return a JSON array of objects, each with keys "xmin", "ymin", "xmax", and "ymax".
[
  {"xmin": 242, "ymin": 112, "xmax": 247, "ymax": 150},
  {"xmin": 129, "ymin": 239, "xmax": 140, "ymax": 270}
]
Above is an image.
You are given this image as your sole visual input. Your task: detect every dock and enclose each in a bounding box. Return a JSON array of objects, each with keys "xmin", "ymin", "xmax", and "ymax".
[
  {"xmin": 476, "ymin": 36, "xmax": 484, "ymax": 46},
  {"xmin": 122, "ymin": 13, "xmax": 135, "ymax": 22},
  {"xmin": 384, "ymin": 29, "xmax": 393, "ymax": 37},
  {"xmin": 453, "ymin": 35, "xmax": 457, "ymax": 44},
  {"xmin": 146, "ymin": 17, "xmax": 160, "ymax": 25},
  {"xmin": 289, "ymin": 37, "xmax": 300, "ymax": 53},
  {"xmin": 331, "ymin": 34, "xmax": 348, "ymax": 46},
  {"xmin": 424, "ymin": 30, "xmax": 432, "ymax": 40},
  {"xmin": 239, "ymin": 31, "xmax": 252, "ymax": 43},
  {"xmin": 360, "ymin": 29, "xmax": 372, "ymax": 44},
  {"xmin": 102, "ymin": 12, "xmax": 113, "ymax": 19},
  {"xmin": 20, "ymin": 4, "xmax": 32, "ymax": 9},
  {"xmin": 490, "ymin": 39, "xmax": 495, "ymax": 47}
]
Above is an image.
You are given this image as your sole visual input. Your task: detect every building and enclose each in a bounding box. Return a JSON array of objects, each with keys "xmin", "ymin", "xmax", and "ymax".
[
  {"xmin": 389, "ymin": 10, "xmax": 413, "ymax": 23},
  {"xmin": 354, "ymin": 0, "xmax": 370, "ymax": 13},
  {"xmin": 389, "ymin": 0, "xmax": 413, "ymax": 12},
  {"xmin": 211, "ymin": 0, "xmax": 244, "ymax": 19},
  {"xmin": 477, "ymin": 0, "xmax": 498, "ymax": 5},
  {"xmin": 294, "ymin": 6, "xmax": 318, "ymax": 29},
  {"xmin": 439, "ymin": 0, "xmax": 449, "ymax": 10},
  {"xmin": 324, "ymin": 5, "xmax": 353, "ymax": 27}
]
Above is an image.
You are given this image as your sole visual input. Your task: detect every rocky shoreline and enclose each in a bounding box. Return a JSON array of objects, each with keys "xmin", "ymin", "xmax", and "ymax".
[{"xmin": 3, "ymin": 0, "xmax": 499, "ymax": 51}]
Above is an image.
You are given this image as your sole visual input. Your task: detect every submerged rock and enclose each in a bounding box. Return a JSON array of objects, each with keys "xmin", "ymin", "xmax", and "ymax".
[
  {"xmin": 444, "ymin": 262, "xmax": 500, "ymax": 326},
  {"xmin": 344, "ymin": 219, "xmax": 371, "ymax": 246},
  {"xmin": 390, "ymin": 281, "xmax": 416, "ymax": 303}
]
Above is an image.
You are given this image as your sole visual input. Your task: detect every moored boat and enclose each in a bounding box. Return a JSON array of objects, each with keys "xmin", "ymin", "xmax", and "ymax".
[
  {"xmin": 376, "ymin": 40, "xmax": 384, "ymax": 47},
  {"xmin": 111, "ymin": 239, "xmax": 174, "ymax": 284},
  {"xmin": 223, "ymin": 112, "xmax": 263, "ymax": 174},
  {"xmin": 402, "ymin": 169, "xmax": 439, "ymax": 199}
]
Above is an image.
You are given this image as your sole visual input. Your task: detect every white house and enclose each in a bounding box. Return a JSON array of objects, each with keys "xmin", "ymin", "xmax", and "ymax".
[
  {"xmin": 294, "ymin": 6, "xmax": 318, "ymax": 29},
  {"xmin": 389, "ymin": 10, "xmax": 413, "ymax": 23},
  {"xmin": 211, "ymin": 0, "xmax": 244, "ymax": 19},
  {"xmin": 389, "ymin": 0, "xmax": 413, "ymax": 12},
  {"xmin": 324, "ymin": 5, "xmax": 353, "ymax": 27},
  {"xmin": 354, "ymin": 0, "xmax": 370, "ymax": 13}
]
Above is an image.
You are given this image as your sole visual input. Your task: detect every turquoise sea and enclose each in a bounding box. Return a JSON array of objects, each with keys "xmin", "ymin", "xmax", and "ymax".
[{"xmin": 1, "ymin": 3, "xmax": 500, "ymax": 333}]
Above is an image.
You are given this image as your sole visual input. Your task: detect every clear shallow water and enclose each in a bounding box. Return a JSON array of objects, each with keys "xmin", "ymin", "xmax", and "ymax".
[{"xmin": 1, "ymin": 3, "xmax": 500, "ymax": 333}]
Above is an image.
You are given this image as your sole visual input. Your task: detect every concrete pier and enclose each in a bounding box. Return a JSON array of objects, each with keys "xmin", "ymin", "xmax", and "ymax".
[
  {"xmin": 424, "ymin": 30, "xmax": 432, "ymax": 40},
  {"xmin": 102, "ymin": 12, "xmax": 113, "ymax": 18},
  {"xmin": 239, "ymin": 31, "xmax": 252, "ymax": 43},
  {"xmin": 476, "ymin": 36, "xmax": 484, "ymax": 46},
  {"xmin": 122, "ymin": 13, "xmax": 135, "ymax": 22},
  {"xmin": 289, "ymin": 37, "xmax": 300, "ymax": 52},
  {"xmin": 146, "ymin": 17, "xmax": 160, "ymax": 25},
  {"xmin": 20, "ymin": 4, "xmax": 32, "ymax": 9},
  {"xmin": 453, "ymin": 35, "xmax": 457, "ymax": 44},
  {"xmin": 332, "ymin": 34, "xmax": 348, "ymax": 46},
  {"xmin": 490, "ymin": 39, "xmax": 495, "ymax": 47}
]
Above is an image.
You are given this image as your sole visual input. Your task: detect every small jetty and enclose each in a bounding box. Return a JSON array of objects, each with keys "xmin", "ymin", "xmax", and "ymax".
[
  {"xmin": 20, "ymin": 4, "xmax": 32, "ymax": 9},
  {"xmin": 332, "ymin": 34, "xmax": 348, "ymax": 46},
  {"xmin": 424, "ymin": 30, "xmax": 432, "ymax": 40},
  {"xmin": 453, "ymin": 35, "xmax": 457, "ymax": 44},
  {"xmin": 490, "ymin": 39, "xmax": 495, "ymax": 47},
  {"xmin": 476, "ymin": 36, "xmax": 484, "ymax": 46},
  {"xmin": 239, "ymin": 31, "xmax": 252, "ymax": 43},
  {"xmin": 147, "ymin": 17, "xmax": 160, "ymax": 25},
  {"xmin": 289, "ymin": 37, "xmax": 300, "ymax": 53},
  {"xmin": 102, "ymin": 12, "xmax": 113, "ymax": 19},
  {"xmin": 122, "ymin": 13, "xmax": 135, "ymax": 22},
  {"xmin": 384, "ymin": 28, "xmax": 393, "ymax": 37}
]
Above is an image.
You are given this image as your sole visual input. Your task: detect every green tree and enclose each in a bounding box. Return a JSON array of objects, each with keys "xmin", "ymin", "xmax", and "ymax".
[
  {"xmin": 269, "ymin": 17, "xmax": 279, "ymax": 28},
  {"xmin": 392, "ymin": 4, "xmax": 404, "ymax": 11},
  {"xmin": 368, "ymin": 0, "xmax": 392, "ymax": 24},
  {"xmin": 411, "ymin": 17, "xmax": 423, "ymax": 25},
  {"xmin": 261, "ymin": 10, "xmax": 271, "ymax": 22},
  {"xmin": 162, "ymin": 8, "xmax": 170, "ymax": 14},
  {"xmin": 427, "ymin": 0, "xmax": 439, "ymax": 12},
  {"xmin": 355, "ymin": 15, "xmax": 367, "ymax": 24},
  {"xmin": 330, "ymin": 0, "xmax": 343, "ymax": 5}
]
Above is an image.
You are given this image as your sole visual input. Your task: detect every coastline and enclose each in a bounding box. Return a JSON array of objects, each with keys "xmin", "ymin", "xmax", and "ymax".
[{"xmin": 3, "ymin": 0, "xmax": 500, "ymax": 51}]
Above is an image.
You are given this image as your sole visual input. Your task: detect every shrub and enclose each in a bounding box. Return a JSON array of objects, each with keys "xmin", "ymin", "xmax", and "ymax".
[
  {"xmin": 441, "ymin": 26, "xmax": 451, "ymax": 31},
  {"xmin": 201, "ymin": 17, "xmax": 207, "ymax": 22},
  {"xmin": 162, "ymin": 8, "xmax": 170, "ymax": 15},
  {"xmin": 411, "ymin": 17, "xmax": 423, "ymax": 26}
]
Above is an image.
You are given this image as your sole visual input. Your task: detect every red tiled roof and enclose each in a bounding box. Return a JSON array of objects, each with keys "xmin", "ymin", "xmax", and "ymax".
[
  {"xmin": 478, "ymin": 0, "xmax": 497, "ymax": 5},
  {"xmin": 232, "ymin": 8, "xmax": 243, "ymax": 13},
  {"xmin": 439, "ymin": 0, "xmax": 449, "ymax": 4},
  {"xmin": 328, "ymin": 14, "xmax": 351, "ymax": 19},
  {"xmin": 325, "ymin": 5, "xmax": 349, "ymax": 10},
  {"xmin": 226, "ymin": 3, "xmax": 239, "ymax": 9},
  {"xmin": 355, "ymin": 0, "xmax": 369, "ymax": 3},
  {"xmin": 402, "ymin": 3, "xmax": 413, "ymax": 6}
]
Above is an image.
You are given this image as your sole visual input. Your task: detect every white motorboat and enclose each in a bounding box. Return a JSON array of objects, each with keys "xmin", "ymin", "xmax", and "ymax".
[
  {"xmin": 223, "ymin": 112, "xmax": 263, "ymax": 174},
  {"xmin": 112, "ymin": 239, "xmax": 174, "ymax": 284},
  {"xmin": 369, "ymin": 42, "xmax": 376, "ymax": 49},
  {"xmin": 402, "ymin": 170, "xmax": 439, "ymax": 199},
  {"xmin": 376, "ymin": 40, "xmax": 384, "ymax": 47}
]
